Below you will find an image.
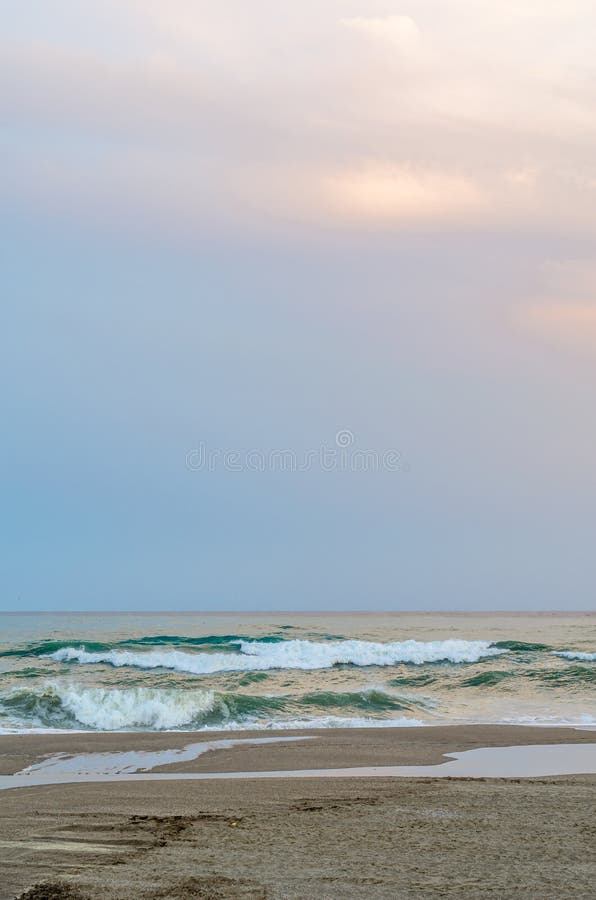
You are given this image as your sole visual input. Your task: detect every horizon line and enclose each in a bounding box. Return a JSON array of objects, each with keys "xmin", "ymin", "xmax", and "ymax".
[{"xmin": 0, "ymin": 609, "xmax": 593, "ymax": 616}]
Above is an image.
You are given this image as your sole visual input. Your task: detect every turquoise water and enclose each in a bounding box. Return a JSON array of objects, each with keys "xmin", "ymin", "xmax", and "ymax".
[{"xmin": 0, "ymin": 612, "xmax": 594, "ymax": 732}]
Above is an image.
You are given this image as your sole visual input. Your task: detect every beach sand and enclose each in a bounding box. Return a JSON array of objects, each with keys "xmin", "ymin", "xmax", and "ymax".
[{"xmin": 2, "ymin": 726, "xmax": 595, "ymax": 899}]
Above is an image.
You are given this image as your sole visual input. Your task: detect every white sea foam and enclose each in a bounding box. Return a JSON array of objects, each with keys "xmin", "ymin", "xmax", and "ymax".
[
  {"xmin": 0, "ymin": 680, "xmax": 430, "ymax": 732},
  {"xmin": 49, "ymin": 638, "xmax": 504, "ymax": 674},
  {"xmin": 553, "ymin": 651, "xmax": 596, "ymax": 662},
  {"xmin": 61, "ymin": 685, "xmax": 220, "ymax": 729},
  {"xmin": 13, "ymin": 684, "xmax": 218, "ymax": 730},
  {"xmin": 0, "ymin": 681, "xmax": 427, "ymax": 732},
  {"xmin": 496, "ymin": 713, "xmax": 596, "ymax": 728},
  {"xmin": 0, "ymin": 725, "xmax": 88, "ymax": 735},
  {"xmin": 1, "ymin": 714, "xmax": 424, "ymax": 735},
  {"xmin": 225, "ymin": 715, "xmax": 424, "ymax": 730}
]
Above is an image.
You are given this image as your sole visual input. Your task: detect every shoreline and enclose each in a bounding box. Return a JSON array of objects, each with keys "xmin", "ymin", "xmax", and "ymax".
[
  {"xmin": 2, "ymin": 723, "xmax": 596, "ymax": 778},
  {"xmin": 2, "ymin": 726, "xmax": 595, "ymax": 899}
]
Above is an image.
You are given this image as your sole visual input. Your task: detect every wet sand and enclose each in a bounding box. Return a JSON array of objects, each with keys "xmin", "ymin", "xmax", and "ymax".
[
  {"xmin": 2, "ymin": 726, "xmax": 596, "ymax": 899},
  {"xmin": 3, "ymin": 724, "xmax": 596, "ymax": 776}
]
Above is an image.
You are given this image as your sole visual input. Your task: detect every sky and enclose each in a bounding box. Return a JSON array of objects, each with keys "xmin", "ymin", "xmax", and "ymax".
[{"xmin": 2, "ymin": 1, "xmax": 596, "ymax": 611}]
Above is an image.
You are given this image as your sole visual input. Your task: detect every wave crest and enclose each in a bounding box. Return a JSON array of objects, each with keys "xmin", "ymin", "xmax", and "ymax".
[
  {"xmin": 553, "ymin": 651, "xmax": 596, "ymax": 662},
  {"xmin": 0, "ymin": 683, "xmax": 427, "ymax": 731},
  {"xmin": 0, "ymin": 684, "xmax": 218, "ymax": 730},
  {"xmin": 48, "ymin": 638, "xmax": 504, "ymax": 675}
]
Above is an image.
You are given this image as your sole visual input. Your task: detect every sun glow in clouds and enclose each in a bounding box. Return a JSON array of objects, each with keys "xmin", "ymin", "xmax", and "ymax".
[
  {"xmin": 341, "ymin": 14, "xmax": 423, "ymax": 54},
  {"xmin": 518, "ymin": 303, "xmax": 596, "ymax": 349},
  {"xmin": 323, "ymin": 165, "xmax": 485, "ymax": 222}
]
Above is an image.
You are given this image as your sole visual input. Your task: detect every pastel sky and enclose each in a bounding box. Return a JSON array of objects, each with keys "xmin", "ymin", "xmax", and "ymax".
[{"xmin": 2, "ymin": 1, "xmax": 596, "ymax": 610}]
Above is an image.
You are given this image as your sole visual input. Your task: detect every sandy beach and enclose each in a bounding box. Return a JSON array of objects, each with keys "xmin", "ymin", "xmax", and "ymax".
[{"xmin": 2, "ymin": 725, "xmax": 595, "ymax": 899}]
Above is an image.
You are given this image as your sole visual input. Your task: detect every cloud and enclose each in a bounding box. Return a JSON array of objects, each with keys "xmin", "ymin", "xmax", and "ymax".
[
  {"xmin": 2, "ymin": 2, "xmax": 596, "ymax": 236},
  {"xmin": 321, "ymin": 164, "xmax": 484, "ymax": 223},
  {"xmin": 518, "ymin": 303, "xmax": 596, "ymax": 349},
  {"xmin": 341, "ymin": 14, "xmax": 423, "ymax": 55},
  {"xmin": 514, "ymin": 261, "xmax": 596, "ymax": 351}
]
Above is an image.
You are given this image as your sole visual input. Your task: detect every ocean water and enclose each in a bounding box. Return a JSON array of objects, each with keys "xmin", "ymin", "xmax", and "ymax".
[{"xmin": 0, "ymin": 612, "xmax": 594, "ymax": 733}]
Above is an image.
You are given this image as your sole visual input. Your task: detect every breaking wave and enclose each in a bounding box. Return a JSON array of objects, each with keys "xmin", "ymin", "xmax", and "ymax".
[
  {"xmin": 47, "ymin": 639, "xmax": 504, "ymax": 674},
  {"xmin": 553, "ymin": 651, "xmax": 596, "ymax": 662},
  {"xmin": 0, "ymin": 634, "xmax": 283, "ymax": 660},
  {"xmin": 0, "ymin": 684, "xmax": 218, "ymax": 730},
  {"xmin": 0, "ymin": 683, "xmax": 427, "ymax": 731}
]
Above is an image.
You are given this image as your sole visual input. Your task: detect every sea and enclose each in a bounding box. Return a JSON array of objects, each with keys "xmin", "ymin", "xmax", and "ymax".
[{"xmin": 0, "ymin": 612, "xmax": 594, "ymax": 734}]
